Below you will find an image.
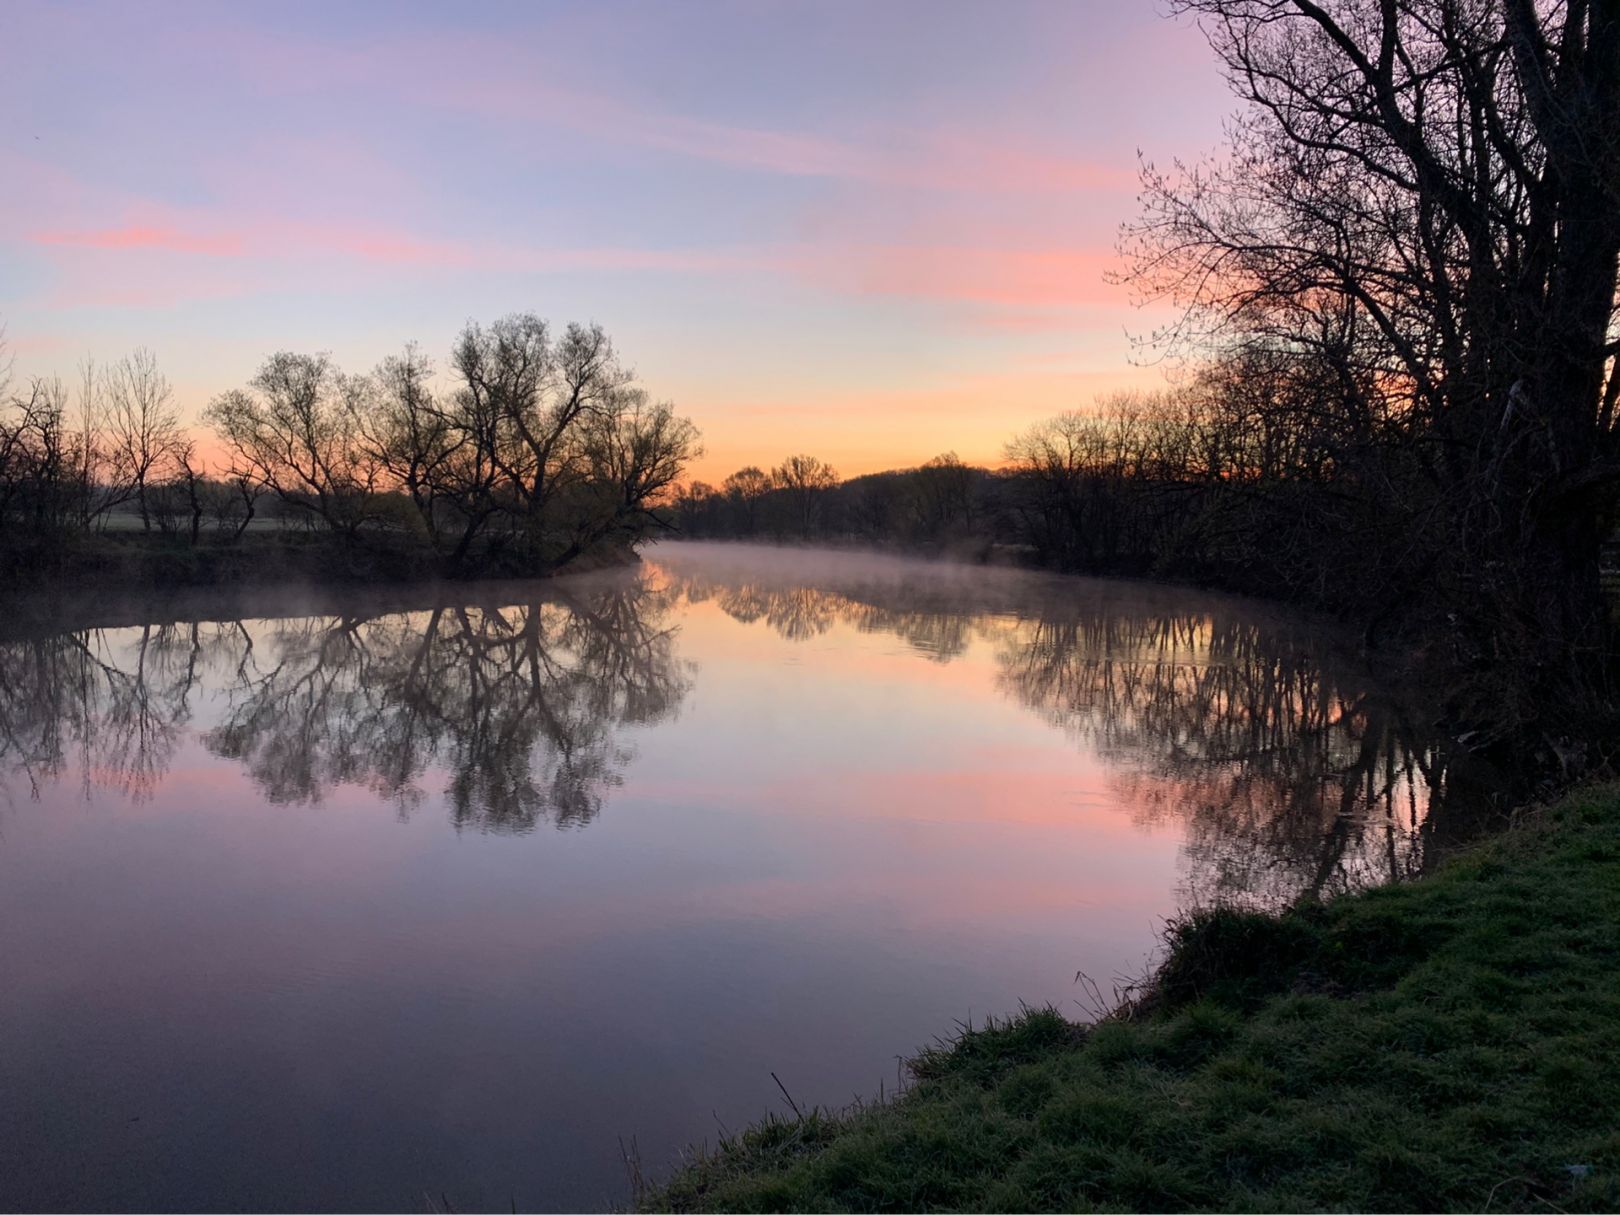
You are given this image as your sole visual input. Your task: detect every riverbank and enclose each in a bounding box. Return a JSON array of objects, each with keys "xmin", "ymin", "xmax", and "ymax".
[
  {"xmin": 0, "ymin": 532, "xmax": 645, "ymax": 638},
  {"xmin": 641, "ymin": 785, "xmax": 1620, "ymax": 1212},
  {"xmin": 0, "ymin": 530, "xmax": 640, "ymax": 592}
]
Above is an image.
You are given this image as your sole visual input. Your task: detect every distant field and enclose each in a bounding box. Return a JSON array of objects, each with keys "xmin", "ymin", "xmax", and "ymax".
[{"xmin": 94, "ymin": 511, "xmax": 290, "ymax": 533}]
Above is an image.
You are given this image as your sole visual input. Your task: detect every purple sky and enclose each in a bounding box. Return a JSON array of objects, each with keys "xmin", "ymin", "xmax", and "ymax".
[{"xmin": 0, "ymin": 0, "xmax": 1232, "ymax": 479}]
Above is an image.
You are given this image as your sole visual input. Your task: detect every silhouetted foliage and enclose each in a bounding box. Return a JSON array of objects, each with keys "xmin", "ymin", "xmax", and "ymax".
[
  {"xmin": 674, "ymin": 450, "xmax": 1008, "ymax": 556},
  {"xmin": 1121, "ymin": 0, "xmax": 1620, "ymax": 756},
  {"xmin": 0, "ymin": 317, "xmax": 701, "ymax": 583}
]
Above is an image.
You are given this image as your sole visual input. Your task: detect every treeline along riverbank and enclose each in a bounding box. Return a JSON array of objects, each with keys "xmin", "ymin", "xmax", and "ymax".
[
  {"xmin": 0, "ymin": 313, "xmax": 699, "ymax": 589},
  {"xmin": 0, "ymin": 525, "xmax": 642, "ymax": 593}
]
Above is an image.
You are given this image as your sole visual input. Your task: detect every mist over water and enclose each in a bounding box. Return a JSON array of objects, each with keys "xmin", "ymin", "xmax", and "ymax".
[{"xmin": 0, "ymin": 542, "xmax": 1468, "ymax": 1212}]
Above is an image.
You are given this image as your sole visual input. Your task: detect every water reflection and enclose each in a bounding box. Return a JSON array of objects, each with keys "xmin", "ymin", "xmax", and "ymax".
[
  {"xmin": 0, "ymin": 619, "xmax": 208, "ymax": 804},
  {"xmin": 0, "ymin": 547, "xmax": 1492, "ymax": 900},
  {"xmin": 0, "ymin": 576, "xmax": 688, "ymax": 832},
  {"xmin": 995, "ymin": 613, "xmax": 1461, "ymax": 906},
  {"xmin": 660, "ymin": 551, "xmax": 1488, "ymax": 906},
  {"xmin": 677, "ymin": 565, "xmax": 992, "ymax": 661},
  {"xmin": 0, "ymin": 545, "xmax": 1507, "ymax": 1211}
]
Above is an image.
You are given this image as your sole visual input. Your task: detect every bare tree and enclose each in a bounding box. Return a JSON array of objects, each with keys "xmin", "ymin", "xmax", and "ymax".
[
  {"xmin": 103, "ymin": 349, "xmax": 183, "ymax": 531},
  {"xmin": 206, "ymin": 473, "xmax": 264, "ymax": 540},
  {"xmin": 72, "ymin": 358, "xmax": 114, "ymax": 529},
  {"xmin": 435, "ymin": 315, "xmax": 675, "ymax": 572},
  {"xmin": 771, "ymin": 454, "xmax": 838, "ymax": 536},
  {"xmin": 0, "ymin": 376, "xmax": 91, "ymax": 535},
  {"xmin": 721, "ymin": 465, "xmax": 771, "ymax": 535},
  {"xmin": 672, "ymin": 480, "xmax": 717, "ymax": 534},
  {"xmin": 355, "ymin": 343, "xmax": 456, "ymax": 544},
  {"xmin": 204, "ymin": 352, "xmax": 387, "ymax": 539},
  {"xmin": 1124, "ymin": 0, "xmax": 1620, "ymax": 742},
  {"xmin": 0, "ymin": 315, "xmax": 697, "ymax": 580},
  {"xmin": 905, "ymin": 453, "xmax": 976, "ymax": 540},
  {"xmin": 554, "ymin": 388, "xmax": 702, "ymax": 563},
  {"xmin": 170, "ymin": 437, "xmax": 206, "ymax": 544}
]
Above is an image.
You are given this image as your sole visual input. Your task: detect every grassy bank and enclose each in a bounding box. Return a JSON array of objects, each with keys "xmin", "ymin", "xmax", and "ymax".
[{"xmin": 642, "ymin": 787, "xmax": 1620, "ymax": 1212}]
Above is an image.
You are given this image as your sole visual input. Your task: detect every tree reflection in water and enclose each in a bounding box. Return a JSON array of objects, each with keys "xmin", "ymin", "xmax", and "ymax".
[
  {"xmin": 0, "ymin": 553, "xmax": 1497, "ymax": 904},
  {"xmin": 992, "ymin": 612, "xmax": 1488, "ymax": 906},
  {"xmin": 661, "ymin": 558, "xmax": 1493, "ymax": 908},
  {"xmin": 0, "ymin": 574, "xmax": 689, "ymax": 832}
]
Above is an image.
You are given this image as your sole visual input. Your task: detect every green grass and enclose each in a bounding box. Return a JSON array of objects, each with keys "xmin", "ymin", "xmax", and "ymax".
[{"xmin": 641, "ymin": 787, "xmax": 1620, "ymax": 1212}]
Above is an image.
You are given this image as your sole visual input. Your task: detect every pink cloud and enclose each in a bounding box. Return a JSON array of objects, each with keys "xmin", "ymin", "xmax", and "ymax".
[
  {"xmin": 30, "ymin": 215, "xmax": 770, "ymax": 273},
  {"xmin": 30, "ymin": 218, "xmax": 1121, "ymax": 305},
  {"xmin": 23, "ymin": 205, "xmax": 1127, "ymax": 322},
  {"xmin": 32, "ymin": 224, "xmax": 246, "ymax": 257},
  {"xmin": 965, "ymin": 308, "xmax": 1111, "ymax": 334},
  {"xmin": 10, "ymin": 139, "xmax": 1128, "ymax": 323},
  {"xmin": 23, "ymin": 211, "xmax": 783, "ymax": 308},
  {"xmin": 846, "ymin": 246, "xmax": 1125, "ymax": 307},
  {"xmin": 1, "ymin": 331, "xmax": 70, "ymax": 358}
]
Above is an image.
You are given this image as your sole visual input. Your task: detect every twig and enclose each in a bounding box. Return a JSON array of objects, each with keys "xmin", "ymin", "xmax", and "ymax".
[
  {"xmin": 771, "ymin": 1071, "xmax": 804, "ymax": 1119},
  {"xmin": 1484, "ymin": 1175, "xmax": 1528, "ymax": 1212},
  {"xmin": 618, "ymin": 1134, "xmax": 647, "ymax": 1203}
]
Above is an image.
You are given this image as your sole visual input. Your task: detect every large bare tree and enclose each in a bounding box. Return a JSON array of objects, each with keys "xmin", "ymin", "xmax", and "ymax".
[
  {"xmin": 721, "ymin": 465, "xmax": 771, "ymax": 535},
  {"xmin": 354, "ymin": 343, "xmax": 456, "ymax": 544},
  {"xmin": 204, "ymin": 352, "xmax": 388, "ymax": 539},
  {"xmin": 1126, "ymin": 0, "xmax": 1620, "ymax": 742},
  {"xmin": 771, "ymin": 454, "xmax": 839, "ymax": 536}
]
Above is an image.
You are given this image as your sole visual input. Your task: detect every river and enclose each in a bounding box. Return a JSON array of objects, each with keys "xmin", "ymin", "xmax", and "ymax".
[{"xmin": 0, "ymin": 541, "xmax": 1467, "ymax": 1211}]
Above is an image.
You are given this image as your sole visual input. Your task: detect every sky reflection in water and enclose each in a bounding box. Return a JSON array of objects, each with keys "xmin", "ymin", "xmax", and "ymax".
[{"xmin": 0, "ymin": 543, "xmax": 1458, "ymax": 1212}]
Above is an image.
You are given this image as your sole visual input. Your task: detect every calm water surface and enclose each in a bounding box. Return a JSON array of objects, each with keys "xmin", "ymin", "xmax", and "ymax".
[{"xmin": 0, "ymin": 543, "xmax": 1467, "ymax": 1211}]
